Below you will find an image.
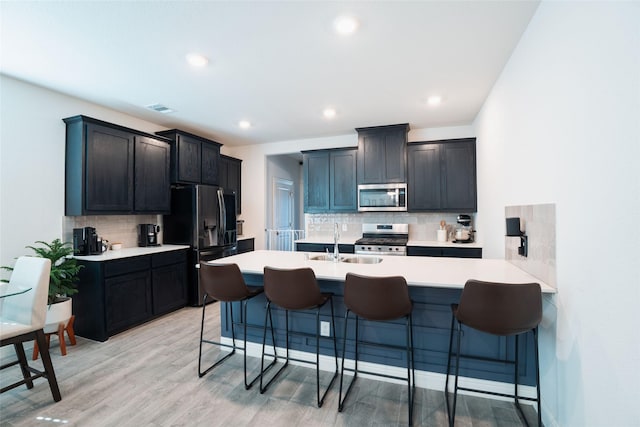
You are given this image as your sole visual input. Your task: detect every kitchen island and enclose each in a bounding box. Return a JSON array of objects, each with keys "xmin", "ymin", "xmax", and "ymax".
[{"xmin": 209, "ymin": 250, "xmax": 554, "ymax": 396}]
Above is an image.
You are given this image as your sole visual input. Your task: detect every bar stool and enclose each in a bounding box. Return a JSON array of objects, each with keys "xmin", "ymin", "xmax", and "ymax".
[
  {"xmin": 445, "ymin": 279, "xmax": 542, "ymax": 427},
  {"xmin": 339, "ymin": 273, "xmax": 415, "ymax": 426},
  {"xmin": 198, "ymin": 263, "xmax": 276, "ymax": 389},
  {"xmin": 260, "ymin": 266, "xmax": 338, "ymax": 408}
]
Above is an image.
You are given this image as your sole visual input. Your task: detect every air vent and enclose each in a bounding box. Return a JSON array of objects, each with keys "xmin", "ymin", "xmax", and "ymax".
[{"xmin": 145, "ymin": 103, "xmax": 175, "ymax": 114}]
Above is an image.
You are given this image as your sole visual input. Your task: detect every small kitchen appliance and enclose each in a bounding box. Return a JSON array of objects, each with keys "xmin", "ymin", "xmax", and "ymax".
[
  {"xmin": 453, "ymin": 214, "xmax": 475, "ymax": 243},
  {"xmin": 355, "ymin": 224, "xmax": 409, "ymax": 256},
  {"xmin": 73, "ymin": 227, "xmax": 101, "ymax": 255},
  {"xmin": 138, "ymin": 224, "xmax": 160, "ymax": 247},
  {"xmin": 357, "ymin": 183, "xmax": 407, "ymax": 212}
]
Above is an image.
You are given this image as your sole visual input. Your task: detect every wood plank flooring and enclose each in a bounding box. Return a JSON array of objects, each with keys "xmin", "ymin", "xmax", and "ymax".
[{"xmin": 0, "ymin": 303, "xmax": 538, "ymax": 426}]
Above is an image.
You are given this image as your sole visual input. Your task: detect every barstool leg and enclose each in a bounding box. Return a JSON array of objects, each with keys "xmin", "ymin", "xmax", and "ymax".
[
  {"xmin": 445, "ymin": 313, "xmax": 456, "ymax": 422},
  {"xmin": 260, "ymin": 304, "xmax": 289, "ymax": 394},
  {"xmin": 451, "ymin": 321, "xmax": 463, "ymax": 427},
  {"xmin": 198, "ymin": 297, "xmax": 237, "ymax": 378},
  {"xmin": 534, "ymin": 328, "xmax": 541, "ymax": 427},
  {"xmin": 406, "ymin": 314, "xmax": 415, "ymax": 426},
  {"xmin": 338, "ymin": 310, "xmax": 357, "ymax": 412},
  {"xmin": 314, "ymin": 298, "xmax": 338, "ymax": 408}
]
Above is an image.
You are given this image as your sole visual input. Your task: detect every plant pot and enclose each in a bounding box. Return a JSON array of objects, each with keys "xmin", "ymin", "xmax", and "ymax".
[{"xmin": 43, "ymin": 297, "xmax": 72, "ymax": 334}]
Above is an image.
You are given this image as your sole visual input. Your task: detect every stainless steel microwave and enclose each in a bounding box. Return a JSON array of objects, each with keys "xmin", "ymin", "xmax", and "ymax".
[{"xmin": 357, "ymin": 183, "xmax": 407, "ymax": 212}]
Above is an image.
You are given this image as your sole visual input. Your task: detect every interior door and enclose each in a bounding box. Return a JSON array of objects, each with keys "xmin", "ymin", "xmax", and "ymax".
[{"xmin": 272, "ymin": 178, "xmax": 294, "ymax": 250}]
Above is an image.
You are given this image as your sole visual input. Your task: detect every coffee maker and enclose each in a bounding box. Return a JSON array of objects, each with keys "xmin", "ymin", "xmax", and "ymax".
[
  {"xmin": 73, "ymin": 227, "xmax": 101, "ymax": 255},
  {"xmin": 454, "ymin": 214, "xmax": 475, "ymax": 243},
  {"xmin": 138, "ymin": 224, "xmax": 160, "ymax": 247}
]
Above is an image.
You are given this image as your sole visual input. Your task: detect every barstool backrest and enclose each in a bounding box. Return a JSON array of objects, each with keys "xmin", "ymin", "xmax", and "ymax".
[
  {"xmin": 344, "ymin": 273, "xmax": 412, "ymax": 321},
  {"xmin": 200, "ymin": 263, "xmax": 250, "ymax": 302},
  {"xmin": 456, "ymin": 279, "xmax": 542, "ymax": 336},
  {"xmin": 263, "ymin": 267, "xmax": 323, "ymax": 310}
]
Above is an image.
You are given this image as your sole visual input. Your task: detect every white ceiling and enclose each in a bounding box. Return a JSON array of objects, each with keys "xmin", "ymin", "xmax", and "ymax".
[{"xmin": 1, "ymin": 1, "xmax": 539, "ymax": 146}]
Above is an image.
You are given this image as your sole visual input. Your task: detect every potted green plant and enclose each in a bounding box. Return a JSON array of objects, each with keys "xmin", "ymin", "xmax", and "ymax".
[{"xmin": 2, "ymin": 239, "xmax": 82, "ymax": 331}]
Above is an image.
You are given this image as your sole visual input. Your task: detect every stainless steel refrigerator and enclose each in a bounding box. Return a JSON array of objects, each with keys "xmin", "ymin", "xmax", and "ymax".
[{"xmin": 163, "ymin": 185, "xmax": 237, "ymax": 306}]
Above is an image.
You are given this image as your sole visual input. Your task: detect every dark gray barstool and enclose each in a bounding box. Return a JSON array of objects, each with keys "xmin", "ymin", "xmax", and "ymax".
[
  {"xmin": 260, "ymin": 266, "xmax": 338, "ymax": 408},
  {"xmin": 198, "ymin": 263, "xmax": 276, "ymax": 389},
  {"xmin": 445, "ymin": 279, "xmax": 542, "ymax": 427},
  {"xmin": 339, "ymin": 272, "xmax": 415, "ymax": 426}
]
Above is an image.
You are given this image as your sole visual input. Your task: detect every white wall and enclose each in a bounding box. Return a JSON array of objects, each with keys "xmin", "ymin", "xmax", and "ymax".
[
  {"xmin": 474, "ymin": 2, "xmax": 640, "ymax": 426},
  {"xmin": 0, "ymin": 76, "xmax": 167, "ymax": 269}
]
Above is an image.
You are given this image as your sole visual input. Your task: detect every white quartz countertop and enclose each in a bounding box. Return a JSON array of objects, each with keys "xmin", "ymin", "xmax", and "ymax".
[
  {"xmin": 296, "ymin": 237, "xmax": 481, "ymax": 248},
  {"xmin": 407, "ymin": 240, "xmax": 483, "ymax": 248},
  {"xmin": 295, "ymin": 237, "xmax": 359, "ymax": 245},
  {"xmin": 71, "ymin": 244, "xmax": 190, "ymax": 261},
  {"xmin": 208, "ymin": 250, "xmax": 555, "ymax": 294}
]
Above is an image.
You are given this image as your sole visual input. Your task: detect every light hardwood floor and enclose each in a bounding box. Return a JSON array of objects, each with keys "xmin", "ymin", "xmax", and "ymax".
[{"xmin": 0, "ymin": 303, "xmax": 538, "ymax": 426}]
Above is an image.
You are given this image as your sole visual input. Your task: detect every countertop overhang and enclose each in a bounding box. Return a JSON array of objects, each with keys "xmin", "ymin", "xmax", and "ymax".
[{"xmin": 210, "ymin": 250, "xmax": 555, "ymax": 293}]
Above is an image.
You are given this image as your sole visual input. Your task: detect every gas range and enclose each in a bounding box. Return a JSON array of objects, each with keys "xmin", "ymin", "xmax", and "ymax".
[{"xmin": 354, "ymin": 224, "xmax": 409, "ymax": 256}]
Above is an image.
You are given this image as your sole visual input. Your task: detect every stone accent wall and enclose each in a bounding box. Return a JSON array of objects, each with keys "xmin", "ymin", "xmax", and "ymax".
[
  {"xmin": 505, "ymin": 203, "xmax": 556, "ymax": 288},
  {"xmin": 305, "ymin": 212, "xmax": 471, "ymax": 242},
  {"xmin": 63, "ymin": 215, "xmax": 161, "ymax": 250}
]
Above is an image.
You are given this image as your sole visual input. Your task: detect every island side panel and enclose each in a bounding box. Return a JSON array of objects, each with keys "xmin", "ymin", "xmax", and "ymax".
[{"xmin": 220, "ymin": 273, "xmax": 538, "ymax": 387}]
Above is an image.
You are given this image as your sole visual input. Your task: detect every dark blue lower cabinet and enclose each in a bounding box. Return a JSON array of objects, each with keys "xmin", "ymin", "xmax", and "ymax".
[{"xmin": 220, "ymin": 274, "xmax": 537, "ymax": 387}]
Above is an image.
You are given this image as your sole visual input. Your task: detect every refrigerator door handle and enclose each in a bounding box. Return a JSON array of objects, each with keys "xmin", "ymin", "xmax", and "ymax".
[{"xmin": 217, "ymin": 188, "xmax": 226, "ymax": 245}]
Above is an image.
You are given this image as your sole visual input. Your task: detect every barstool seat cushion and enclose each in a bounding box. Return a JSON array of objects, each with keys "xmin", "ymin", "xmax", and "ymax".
[
  {"xmin": 263, "ymin": 267, "xmax": 327, "ymax": 310},
  {"xmin": 200, "ymin": 263, "xmax": 263, "ymax": 302},
  {"xmin": 453, "ymin": 280, "xmax": 542, "ymax": 336},
  {"xmin": 344, "ymin": 273, "xmax": 412, "ymax": 321}
]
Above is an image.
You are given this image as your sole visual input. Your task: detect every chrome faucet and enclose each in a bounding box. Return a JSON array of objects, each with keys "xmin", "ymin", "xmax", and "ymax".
[{"xmin": 333, "ymin": 223, "xmax": 340, "ymax": 262}]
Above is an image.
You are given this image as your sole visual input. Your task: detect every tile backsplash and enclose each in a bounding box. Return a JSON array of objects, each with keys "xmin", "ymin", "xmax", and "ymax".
[
  {"xmin": 305, "ymin": 212, "xmax": 472, "ymax": 242},
  {"xmin": 63, "ymin": 215, "xmax": 162, "ymax": 249},
  {"xmin": 505, "ymin": 203, "xmax": 556, "ymax": 288}
]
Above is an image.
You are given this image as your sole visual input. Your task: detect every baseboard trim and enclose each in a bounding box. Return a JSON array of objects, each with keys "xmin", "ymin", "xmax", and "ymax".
[{"xmin": 220, "ymin": 337, "xmax": 539, "ymax": 405}]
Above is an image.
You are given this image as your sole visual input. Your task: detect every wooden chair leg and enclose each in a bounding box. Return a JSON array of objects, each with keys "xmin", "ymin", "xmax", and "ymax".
[
  {"xmin": 15, "ymin": 342, "xmax": 34, "ymax": 389},
  {"xmin": 35, "ymin": 329, "xmax": 61, "ymax": 402},
  {"xmin": 65, "ymin": 315, "xmax": 76, "ymax": 346},
  {"xmin": 57, "ymin": 323, "xmax": 67, "ymax": 356},
  {"xmin": 32, "ymin": 340, "xmax": 40, "ymax": 361}
]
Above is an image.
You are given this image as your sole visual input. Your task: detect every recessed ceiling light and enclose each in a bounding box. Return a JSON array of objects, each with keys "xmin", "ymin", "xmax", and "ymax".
[
  {"xmin": 238, "ymin": 120, "xmax": 251, "ymax": 129},
  {"xmin": 427, "ymin": 96, "xmax": 442, "ymax": 106},
  {"xmin": 334, "ymin": 16, "xmax": 358, "ymax": 35},
  {"xmin": 323, "ymin": 108, "xmax": 336, "ymax": 119},
  {"xmin": 185, "ymin": 53, "xmax": 209, "ymax": 67}
]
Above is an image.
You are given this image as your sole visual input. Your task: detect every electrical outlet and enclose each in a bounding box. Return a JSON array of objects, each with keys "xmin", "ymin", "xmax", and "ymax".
[
  {"xmin": 342, "ymin": 224, "xmax": 347, "ymax": 232},
  {"xmin": 320, "ymin": 321, "xmax": 331, "ymax": 337}
]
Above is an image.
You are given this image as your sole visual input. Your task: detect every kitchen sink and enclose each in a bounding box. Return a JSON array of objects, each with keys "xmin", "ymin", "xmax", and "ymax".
[
  {"xmin": 307, "ymin": 254, "xmax": 343, "ymax": 261},
  {"xmin": 341, "ymin": 256, "xmax": 383, "ymax": 264},
  {"xmin": 306, "ymin": 254, "xmax": 383, "ymax": 264}
]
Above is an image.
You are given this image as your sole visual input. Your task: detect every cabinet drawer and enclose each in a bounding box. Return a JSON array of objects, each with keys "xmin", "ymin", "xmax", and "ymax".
[
  {"xmin": 104, "ymin": 256, "xmax": 150, "ymax": 277},
  {"xmin": 152, "ymin": 250, "xmax": 187, "ymax": 268}
]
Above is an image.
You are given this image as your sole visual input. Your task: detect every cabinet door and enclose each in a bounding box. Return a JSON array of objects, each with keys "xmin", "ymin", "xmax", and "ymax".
[
  {"xmin": 105, "ymin": 270, "xmax": 152, "ymax": 334},
  {"xmin": 85, "ymin": 123, "xmax": 134, "ymax": 213},
  {"xmin": 201, "ymin": 142, "xmax": 220, "ymax": 185},
  {"xmin": 151, "ymin": 262, "xmax": 187, "ymax": 315},
  {"xmin": 441, "ymin": 140, "xmax": 477, "ymax": 212},
  {"xmin": 357, "ymin": 124, "xmax": 408, "ymax": 184},
  {"xmin": 303, "ymin": 151, "xmax": 330, "ymax": 212},
  {"xmin": 134, "ymin": 136, "xmax": 171, "ymax": 213},
  {"xmin": 329, "ymin": 149, "xmax": 357, "ymax": 212},
  {"xmin": 176, "ymin": 134, "xmax": 201, "ymax": 183},
  {"xmin": 227, "ymin": 158, "xmax": 241, "ymax": 214},
  {"xmin": 357, "ymin": 131, "xmax": 385, "ymax": 184},
  {"xmin": 382, "ymin": 129, "xmax": 406, "ymax": 183},
  {"xmin": 220, "ymin": 156, "xmax": 242, "ymax": 214},
  {"xmin": 407, "ymin": 143, "xmax": 441, "ymax": 211}
]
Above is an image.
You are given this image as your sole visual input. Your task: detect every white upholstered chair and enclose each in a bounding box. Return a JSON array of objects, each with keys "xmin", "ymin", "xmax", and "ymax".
[{"xmin": 0, "ymin": 256, "xmax": 61, "ymax": 401}]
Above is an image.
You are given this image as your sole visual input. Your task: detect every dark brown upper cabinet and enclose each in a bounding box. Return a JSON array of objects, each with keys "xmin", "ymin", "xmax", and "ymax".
[
  {"xmin": 407, "ymin": 138, "xmax": 477, "ymax": 212},
  {"xmin": 303, "ymin": 148, "xmax": 357, "ymax": 213},
  {"xmin": 219, "ymin": 155, "xmax": 242, "ymax": 214},
  {"xmin": 155, "ymin": 129, "xmax": 222, "ymax": 186},
  {"xmin": 356, "ymin": 123, "xmax": 409, "ymax": 185},
  {"xmin": 64, "ymin": 115, "xmax": 171, "ymax": 215}
]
